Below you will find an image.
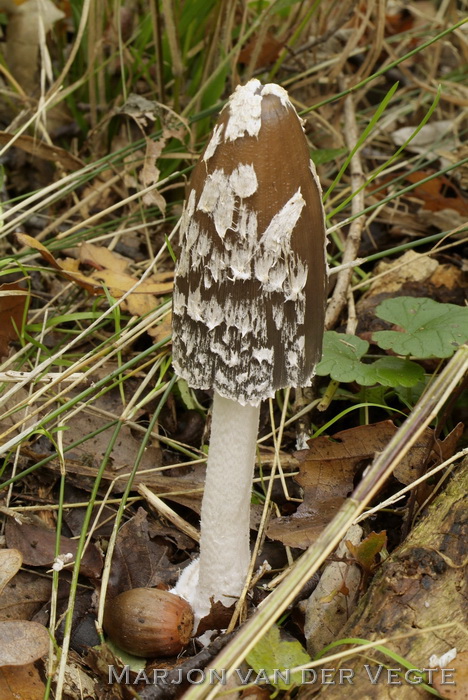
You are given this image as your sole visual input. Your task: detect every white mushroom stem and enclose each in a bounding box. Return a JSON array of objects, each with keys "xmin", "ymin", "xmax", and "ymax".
[{"xmin": 194, "ymin": 391, "xmax": 260, "ymax": 621}]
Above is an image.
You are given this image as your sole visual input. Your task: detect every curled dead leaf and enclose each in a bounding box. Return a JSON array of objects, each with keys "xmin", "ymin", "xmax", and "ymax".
[
  {"xmin": 0, "ymin": 132, "xmax": 84, "ymax": 171},
  {"xmin": 16, "ymin": 233, "xmax": 102, "ymax": 295}
]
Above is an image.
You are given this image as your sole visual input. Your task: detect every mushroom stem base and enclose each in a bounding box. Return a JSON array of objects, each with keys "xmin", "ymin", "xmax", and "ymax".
[{"xmin": 194, "ymin": 391, "xmax": 260, "ymax": 621}]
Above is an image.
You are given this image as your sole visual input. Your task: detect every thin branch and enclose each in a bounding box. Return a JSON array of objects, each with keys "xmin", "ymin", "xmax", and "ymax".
[{"xmin": 325, "ymin": 92, "xmax": 366, "ymax": 329}]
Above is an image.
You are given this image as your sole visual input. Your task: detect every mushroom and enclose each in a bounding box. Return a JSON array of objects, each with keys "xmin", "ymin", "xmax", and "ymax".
[{"xmin": 171, "ymin": 79, "xmax": 327, "ymax": 625}]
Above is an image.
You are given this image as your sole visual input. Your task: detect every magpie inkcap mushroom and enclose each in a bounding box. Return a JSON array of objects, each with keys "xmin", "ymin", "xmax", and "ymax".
[{"xmin": 172, "ymin": 79, "xmax": 327, "ymax": 624}]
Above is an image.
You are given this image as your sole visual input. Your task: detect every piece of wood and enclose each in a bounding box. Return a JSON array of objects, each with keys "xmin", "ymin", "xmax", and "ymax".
[{"xmin": 301, "ymin": 457, "xmax": 468, "ymax": 699}]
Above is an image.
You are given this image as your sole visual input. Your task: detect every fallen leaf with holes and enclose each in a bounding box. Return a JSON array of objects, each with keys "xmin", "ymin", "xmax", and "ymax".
[
  {"xmin": 117, "ymin": 94, "xmax": 172, "ymax": 212},
  {"xmin": 0, "ymin": 620, "xmax": 49, "ymax": 666},
  {"xmin": 0, "ymin": 282, "xmax": 28, "ymax": 358},
  {"xmin": 141, "ymin": 138, "xmax": 167, "ymax": 212},
  {"xmin": 0, "ymin": 663, "xmax": 46, "ymax": 699},
  {"xmin": 0, "ymin": 549, "xmax": 22, "ymax": 595},
  {"xmin": 4, "ymin": 512, "xmax": 102, "ymax": 579},
  {"xmin": 267, "ymin": 421, "xmax": 435, "ymax": 549}
]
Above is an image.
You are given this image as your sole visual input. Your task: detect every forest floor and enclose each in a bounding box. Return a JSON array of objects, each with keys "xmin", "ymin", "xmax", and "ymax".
[{"xmin": 0, "ymin": 2, "xmax": 467, "ymax": 699}]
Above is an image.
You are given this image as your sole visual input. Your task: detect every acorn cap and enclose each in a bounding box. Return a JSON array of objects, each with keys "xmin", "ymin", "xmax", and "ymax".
[{"xmin": 172, "ymin": 79, "xmax": 327, "ymax": 406}]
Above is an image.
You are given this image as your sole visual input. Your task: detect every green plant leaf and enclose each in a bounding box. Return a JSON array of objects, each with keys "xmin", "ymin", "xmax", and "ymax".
[
  {"xmin": 246, "ymin": 624, "xmax": 311, "ymax": 690},
  {"xmin": 104, "ymin": 640, "xmax": 144, "ymax": 669},
  {"xmin": 370, "ymin": 356, "xmax": 425, "ymax": 387},
  {"xmin": 316, "ymin": 332, "xmax": 370, "ymax": 382},
  {"xmin": 317, "ymin": 332, "xmax": 425, "ymax": 386},
  {"xmin": 373, "ymin": 297, "xmax": 468, "ymax": 358},
  {"xmin": 346, "ymin": 530, "xmax": 387, "ymax": 573}
]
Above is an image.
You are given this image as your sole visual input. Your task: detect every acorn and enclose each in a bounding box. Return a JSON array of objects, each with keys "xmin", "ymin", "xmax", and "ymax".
[{"xmin": 103, "ymin": 588, "xmax": 194, "ymax": 657}]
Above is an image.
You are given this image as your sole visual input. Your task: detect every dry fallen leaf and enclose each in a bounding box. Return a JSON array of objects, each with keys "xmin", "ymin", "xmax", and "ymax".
[
  {"xmin": 90, "ymin": 268, "xmax": 172, "ymax": 316},
  {"xmin": 0, "ymin": 620, "xmax": 49, "ymax": 666},
  {"xmin": 17, "ymin": 234, "xmax": 171, "ymax": 316},
  {"xmin": 238, "ymin": 31, "xmax": 284, "ymax": 69},
  {"xmin": 0, "ymin": 282, "xmax": 28, "ymax": 359},
  {"xmin": 431, "ymin": 651, "xmax": 468, "ymax": 700},
  {"xmin": 304, "ymin": 524, "xmax": 363, "ymax": 657},
  {"xmin": 89, "ymin": 269, "xmax": 173, "ymax": 296},
  {"xmin": 79, "ymin": 242, "xmax": 130, "ymax": 273},
  {"xmin": 267, "ymin": 421, "xmax": 436, "ymax": 549},
  {"xmin": 0, "ymin": 549, "xmax": 22, "ymax": 595},
  {"xmin": 0, "ymin": 663, "xmax": 46, "ymax": 699},
  {"xmin": 0, "ymin": 132, "xmax": 84, "ymax": 171},
  {"xmin": 393, "ymin": 422, "xmax": 464, "ymax": 486},
  {"xmin": 4, "ymin": 511, "xmax": 102, "ymax": 579},
  {"xmin": 16, "ymin": 233, "xmax": 103, "ymax": 295},
  {"xmin": 147, "ymin": 310, "xmax": 172, "ymax": 344},
  {"xmin": 405, "ymin": 170, "xmax": 468, "ymax": 215},
  {"xmin": 365, "ymin": 250, "xmax": 439, "ymax": 297},
  {"xmin": 107, "ymin": 508, "xmax": 184, "ymax": 598},
  {"xmin": 391, "ymin": 120, "xmax": 453, "ymax": 155},
  {"xmin": 0, "ymin": 570, "xmax": 51, "ymax": 622}
]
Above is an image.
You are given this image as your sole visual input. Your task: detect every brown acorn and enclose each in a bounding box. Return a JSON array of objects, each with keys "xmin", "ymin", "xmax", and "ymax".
[{"xmin": 103, "ymin": 588, "xmax": 194, "ymax": 657}]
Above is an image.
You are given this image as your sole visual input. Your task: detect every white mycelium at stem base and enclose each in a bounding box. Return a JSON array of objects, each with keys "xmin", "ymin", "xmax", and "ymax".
[{"xmin": 196, "ymin": 392, "xmax": 260, "ymax": 620}]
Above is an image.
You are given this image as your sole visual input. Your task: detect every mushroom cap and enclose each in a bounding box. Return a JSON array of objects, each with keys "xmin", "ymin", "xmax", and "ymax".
[{"xmin": 172, "ymin": 79, "xmax": 327, "ymax": 406}]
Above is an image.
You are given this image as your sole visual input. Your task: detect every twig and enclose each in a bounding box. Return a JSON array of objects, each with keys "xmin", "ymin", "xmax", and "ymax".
[
  {"xmin": 138, "ymin": 484, "xmax": 200, "ymax": 542},
  {"xmin": 0, "ymin": 370, "xmax": 86, "ymax": 384},
  {"xmin": 137, "ymin": 632, "xmax": 237, "ymax": 700},
  {"xmin": 325, "ymin": 91, "xmax": 366, "ymax": 329}
]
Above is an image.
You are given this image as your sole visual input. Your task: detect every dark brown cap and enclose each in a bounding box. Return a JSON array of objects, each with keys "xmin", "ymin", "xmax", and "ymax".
[{"xmin": 172, "ymin": 79, "xmax": 327, "ymax": 406}]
